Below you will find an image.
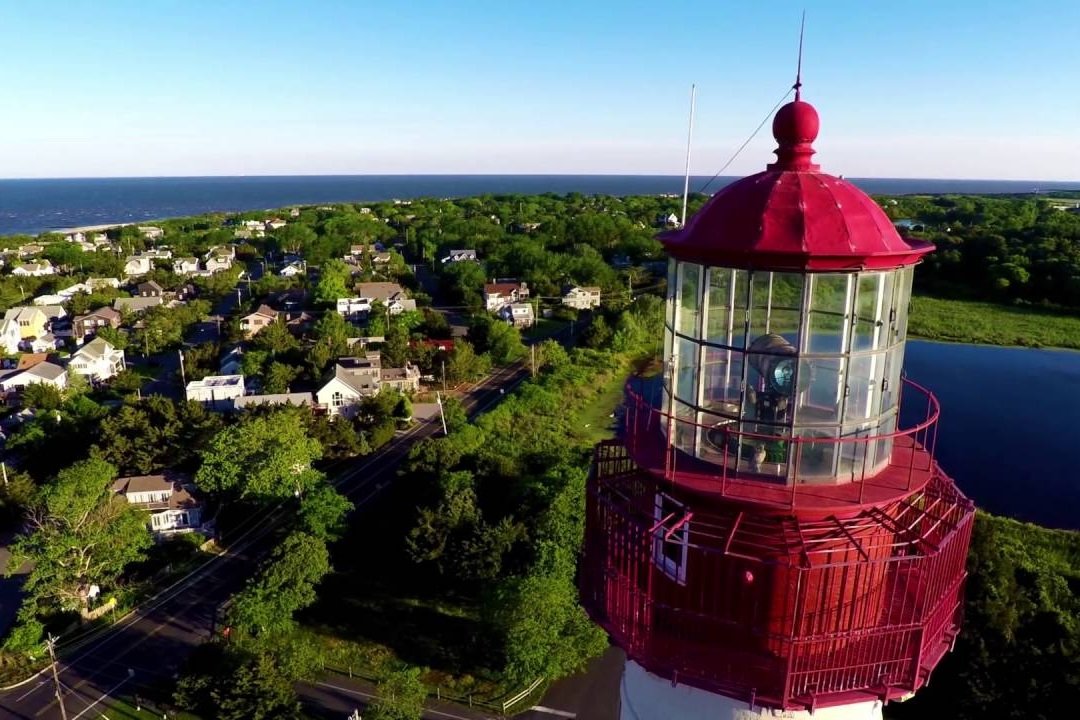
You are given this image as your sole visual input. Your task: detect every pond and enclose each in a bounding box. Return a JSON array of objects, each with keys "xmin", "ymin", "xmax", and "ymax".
[{"xmin": 904, "ymin": 341, "xmax": 1080, "ymax": 530}]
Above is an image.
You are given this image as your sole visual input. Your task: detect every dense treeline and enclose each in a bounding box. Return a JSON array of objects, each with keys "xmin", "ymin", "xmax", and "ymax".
[
  {"xmin": 889, "ymin": 512, "xmax": 1080, "ymax": 719},
  {"xmin": 882, "ymin": 195, "xmax": 1080, "ymax": 306},
  {"xmin": 302, "ymin": 296, "xmax": 664, "ymax": 697}
]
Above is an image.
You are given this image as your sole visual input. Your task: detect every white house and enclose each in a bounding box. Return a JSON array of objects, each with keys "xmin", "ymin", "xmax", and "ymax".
[
  {"xmin": 173, "ymin": 257, "xmax": 199, "ymax": 275},
  {"xmin": 112, "ymin": 472, "xmax": 202, "ymax": 536},
  {"xmin": 0, "ymin": 362, "xmax": 67, "ymax": 392},
  {"xmin": 501, "ymin": 302, "xmax": 535, "ymax": 329},
  {"xmin": 316, "ymin": 356, "xmax": 382, "ymax": 419},
  {"xmin": 124, "ymin": 256, "xmax": 153, "ymax": 276},
  {"xmin": 279, "ymin": 261, "xmax": 305, "ymax": 277},
  {"xmin": 32, "ymin": 294, "xmax": 69, "ymax": 307},
  {"xmin": 562, "ymin": 286, "xmax": 602, "ymax": 310},
  {"xmin": 441, "ymin": 249, "xmax": 478, "ymax": 264},
  {"xmin": 25, "ymin": 334, "xmax": 63, "ymax": 353},
  {"xmin": 186, "ymin": 374, "xmax": 245, "ymax": 411},
  {"xmin": 336, "ymin": 297, "xmax": 372, "ymax": 320},
  {"xmin": 57, "ymin": 282, "xmax": 92, "ymax": 298},
  {"xmin": 355, "ymin": 282, "xmax": 416, "ymax": 314},
  {"xmin": 265, "ymin": 218, "xmax": 288, "ymax": 231},
  {"xmin": 483, "ymin": 281, "xmax": 529, "ymax": 311},
  {"xmin": 68, "ymin": 337, "xmax": 126, "ymax": 382},
  {"xmin": 138, "ymin": 226, "xmax": 164, "ymax": 240},
  {"xmin": 12, "ymin": 260, "xmax": 55, "ymax": 277},
  {"xmin": 0, "ymin": 318, "xmax": 21, "ymax": 354},
  {"xmin": 86, "ymin": 277, "xmax": 121, "ymax": 291},
  {"xmin": 204, "ymin": 255, "xmax": 233, "ymax": 273}
]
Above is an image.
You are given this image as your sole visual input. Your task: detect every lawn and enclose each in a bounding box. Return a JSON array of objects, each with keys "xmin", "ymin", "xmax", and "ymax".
[
  {"xmin": 909, "ymin": 295, "xmax": 1080, "ymax": 349},
  {"xmin": 572, "ymin": 369, "xmax": 629, "ymax": 446}
]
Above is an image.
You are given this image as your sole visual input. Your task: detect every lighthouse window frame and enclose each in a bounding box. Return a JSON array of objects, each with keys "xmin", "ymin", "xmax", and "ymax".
[{"xmin": 653, "ymin": 492, "xmax": 689, "ymax": 585}]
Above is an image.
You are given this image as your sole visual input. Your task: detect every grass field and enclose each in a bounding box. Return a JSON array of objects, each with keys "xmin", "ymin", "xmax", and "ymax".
[{"xmin": 909, "ymin": 295, "xmax": 1080, "ymax": 349}]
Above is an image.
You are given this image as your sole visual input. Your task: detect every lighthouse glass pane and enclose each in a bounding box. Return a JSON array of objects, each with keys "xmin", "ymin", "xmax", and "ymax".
[
  {"xmin": 674, "ymin": 399, "xmax": 697, "ymax": 454},
  {"xmin": 675, "ymin": 336, "xmax": 699, "ymax": 404},
  {"xmin": 837, "ymin": 423, "xmax": 873, "ymax": 480},
  {"xmin": 893, "ymin": 266, "xmax": 913, "ymax": 341},
  {"xmin": 794, "ymin": 357, "xmax": 843, "ymax": 426},
  {"xmin": 768, "ymin": 272, "xmax": 805, "ymax": 341},
  {"xmin": 677, "ymin": 262, "xmax": 702, "ymax": 337},
  {"xmin": 879, "ymin": 345, "xmax": 905, "ymax": 415},
  {"xmin": 705, "ymin": 268, "xmax": 733, "ymax": 346},
  {"xmin": 666, "ymin": 259, "xmax": 677, "ymax": 330},
  {"xmin": 701, "ymin": 346, "xmax": 742, "ymax": 416},
  {"xmin": 747, "ymin": 273, "xmax": 772, "ymax": 341},
  {"xmin": 796, "ymin": 428, "xmax": 839, "ymax": 480},
  {"xmin": 806, "ymin": 274, "xmax": 850, "ymax": 354},
  {"xmin": 852, "ymin": 273, "xmax": 885, "ymax": 352},
  {"xmin": 844, "ymin": 352, "xmax": 886, "ymax": 423}
]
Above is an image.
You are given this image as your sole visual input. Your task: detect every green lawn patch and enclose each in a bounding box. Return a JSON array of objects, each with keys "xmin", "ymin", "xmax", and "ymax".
[{"xmin": 909, "ymin": 295, "xmax": 1080, "ymax": 349}]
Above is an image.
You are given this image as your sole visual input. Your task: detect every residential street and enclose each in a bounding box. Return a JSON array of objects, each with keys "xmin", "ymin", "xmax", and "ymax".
[{"xmin": 0, "ymin": 362, "xmax": 531, "ymax": 720}]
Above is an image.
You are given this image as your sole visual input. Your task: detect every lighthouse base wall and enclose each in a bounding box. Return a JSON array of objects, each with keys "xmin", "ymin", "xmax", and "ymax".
[{"xmin": 620, "ymin": 661, "xmax": 883, "ymax": 720}]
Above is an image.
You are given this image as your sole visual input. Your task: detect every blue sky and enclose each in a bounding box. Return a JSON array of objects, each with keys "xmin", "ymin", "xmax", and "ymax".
[{"xmin": 0, "ymin": 0, "xmax": 1077, "ymax": 179}]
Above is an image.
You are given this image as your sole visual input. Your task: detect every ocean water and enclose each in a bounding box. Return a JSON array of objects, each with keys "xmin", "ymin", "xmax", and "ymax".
[{"xmin": 2, "ymin": 174, "xmax": 1079, "ymax": 236}]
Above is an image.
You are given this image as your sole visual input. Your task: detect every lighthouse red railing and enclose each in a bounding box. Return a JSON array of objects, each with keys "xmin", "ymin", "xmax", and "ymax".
[
  {"xmin": 581, "ymin": 441, "xmax": 975, "ymax": 711},
  {"xmin": 621, "ymin": 376, "xmax": 942, "ymax": 512}
]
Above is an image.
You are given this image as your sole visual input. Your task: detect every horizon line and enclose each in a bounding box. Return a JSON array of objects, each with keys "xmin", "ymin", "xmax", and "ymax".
[{"xmin": 2, "ymin": 172, "xmax": 1079, "ymax": 184}]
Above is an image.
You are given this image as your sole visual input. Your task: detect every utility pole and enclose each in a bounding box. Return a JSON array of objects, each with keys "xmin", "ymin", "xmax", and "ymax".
[
  {"xmin": 441, "ymin": 359, "xmax": 447, "ymax": 393},
  {"xmin": 46, "ymin": 634, "xmax": 69, "ymax": 720},
  {"xmin": 628, "ymin": 274, "xmax": 633, "ymax": 303},
  {"xmin": 178, "ymin": 349, "xmax": 186, "ymax": 386},
  {"xmin": 436, "ymin": 392, "xmax": 448, "ymax": 436},
  {"xmin": 2, "ymin": 461, "xmax": 8, "ymax": 486},
  {"xmin": 530, "ymin": 343, "xmax": 536, "ymax": 377}
]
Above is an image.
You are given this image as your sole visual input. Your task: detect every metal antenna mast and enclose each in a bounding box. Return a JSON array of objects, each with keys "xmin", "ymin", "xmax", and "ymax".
[
  {"xmin": 680, "ymin": 84, "xmax": 697, "ymax": 228},
  {"xmin": 795, "ymin": 10, "xmax": 806, "ymax": 98}
]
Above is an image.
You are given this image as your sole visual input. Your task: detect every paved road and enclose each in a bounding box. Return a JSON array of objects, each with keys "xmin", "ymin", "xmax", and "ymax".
[{"xmin": 0, "ymin": 362, "xmax": 529, "ymax": 720}]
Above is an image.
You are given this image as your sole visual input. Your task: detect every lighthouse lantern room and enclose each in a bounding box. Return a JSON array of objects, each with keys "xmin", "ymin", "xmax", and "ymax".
[{"xmin": 581, "ymin": 89, "xmax": 975, "ymax": 720}]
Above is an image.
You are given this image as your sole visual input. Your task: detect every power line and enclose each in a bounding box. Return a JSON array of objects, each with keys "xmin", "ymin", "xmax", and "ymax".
[{"xmin": 696, "ymin": 86, "xmax": 794, "ymax": 195}]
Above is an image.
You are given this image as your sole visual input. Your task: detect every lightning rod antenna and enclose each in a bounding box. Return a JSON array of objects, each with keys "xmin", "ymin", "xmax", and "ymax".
[
  {"xmin": 795, "ymin": 10, "xmax": 806, "ymax": 99},
  {"xmin": 680, "ymin": 83, "xmax": 697, "ymax": 228}
]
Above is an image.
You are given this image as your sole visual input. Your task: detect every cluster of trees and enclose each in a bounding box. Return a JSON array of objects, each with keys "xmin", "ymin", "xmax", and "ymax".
[
  {"xmin": 889, "ymin": 512, "xmax": 1080, "ymax": 719},
  {"xmin": 882, "ymin": 194, "xmax": 1080, "ymax": 307},
  {"xmin": 173, "ymin": 411, "xmax": 354, "ymax": 719},
  {"xmin": 396, "ymin": 298, "xmax": 662, "ymax": 685}
]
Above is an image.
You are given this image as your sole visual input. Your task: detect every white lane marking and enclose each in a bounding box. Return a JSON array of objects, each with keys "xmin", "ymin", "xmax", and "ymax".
[
  {"xmin": 68, "ymin": 675, "xmax": 129, "ymax": 719},
  {"xmin": 529, "ymin": 707, "xmax": 577, "ymax": 718},
  {"xmin": 15, "ymin": 680, "xmax": 47, "ymax": 701}
]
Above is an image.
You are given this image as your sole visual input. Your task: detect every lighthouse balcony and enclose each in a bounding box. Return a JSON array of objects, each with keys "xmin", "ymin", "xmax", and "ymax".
[
  {"xmin": 581, "ymin": 441, "xmax": 975, "ymax": 711},
  {"xmin": 622, "ymin": 375, "xmax": 942, "ymax": 513}
]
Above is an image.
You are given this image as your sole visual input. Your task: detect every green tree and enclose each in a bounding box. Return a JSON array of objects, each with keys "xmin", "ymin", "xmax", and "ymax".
[
  {"xmin": 195, "ymin": 411, "xmax": 323, "ymax": 500},
  {"xmin": 21, "ymin": 382, "xmax": 63, "ymax": 411},
  {"xmin": 445, "ymin": 340, "xmax": 490, "ymax": 384},
  {"xmin": 486, "ymin": 321, "xmax": 526, "ymax": 364},
  {"xmin": 96, "ymin": 396, "xmax": 223, "ymax": 475},
  {"xmin": 298, "ymin": 482, "xmax": 354, "ymax": 541},
  {"xmin": 314, "ymin": 258, "xmax": 351, "ymax": 303},
  {"xmin": 252, "ymin": 319, "xmax": 299, "ymax": 355},
  {"xmin": 6, "ymin": 458, "xmax": 152, "ymax": 614},
  {"xmin": 366, "ymin": 666, "xmax": 428, "ymax": 720},
  {"xmin": 263, "ymin": 361, "xmax": 300, "ymax": 393},
  {"xmin": 228, "ymin": 531, "xmax": 330, "ymax": 636}
]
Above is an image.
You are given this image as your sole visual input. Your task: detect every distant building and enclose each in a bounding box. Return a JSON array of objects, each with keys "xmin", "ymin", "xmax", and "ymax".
[
  {"xmin": 73, "ymin": 307, "xmax": 122, "ymax": 341},
  {"xmin": 353, "ymin": 282, "xmax": 416, "ymax": 314},
  {"xmin": 173, "ymin": 257, "xmax": 200, "ymax": 275},
  {"xmin": 562, "ymin": 286, "xmax": 602, "ymax": 310},
  {"xmin": 500, "ymin": 302, "xmax": 535, "ymax": 329},
  {"xmin": 68, "ymin": 337, "xmax": 126, "ymax": 382},
  {"xmin": 240, "ymin": 305, "xmax": 278, "ymax": 339},
  {"xmin": 123, "ymin": 256, "xmax": 153, "ymax": 276},
  {"xmin": 4, "ymin": 307, "xmax": 48, "ymax": 340},
  {"xmin": 186, "ymin": 374, "xmax": 245, "ymax": 411},
  {"xmin": 137, "ymin": 280, "xmax": 164, "ymax": 297},
  {"xmin": 314, "ymin": 352, "xmax": 418, "ymax": 419},
  {"xmin": 0, "ymin": 318, "xmax": 20, "ymax": 354},
  {"xmin": 483, "ymin": 281, "xmax": 529, "ymax": 311},
  {"xmin": 112, "ymin": 472, "xmax": 202, "ymax": 536},
  {"xmin": 0, "ymin": 361, "xmax": 67, "ymax": 393},
  {"xmin": 441, "ymin": 249, "xmax": 478, "ymax": 264},
  {"xmin": 12, "ymin": 260, "xmax": 55, "ymax": 277},
  {"xmin": 279, "ymin": 260, "xmax": 305, "ymax": 278},
  {"xmin": 113, "ymin": 296, "xmax": 163, "ymax": 315},
  {"xmin": 137, "ymin": 226, "xmax": 164, "ymax": 241}
]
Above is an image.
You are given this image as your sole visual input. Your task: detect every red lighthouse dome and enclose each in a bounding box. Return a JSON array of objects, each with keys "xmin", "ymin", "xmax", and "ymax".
[{"xmin": 661, "ymin": 94, "xmax": 933, "ymax": 272}]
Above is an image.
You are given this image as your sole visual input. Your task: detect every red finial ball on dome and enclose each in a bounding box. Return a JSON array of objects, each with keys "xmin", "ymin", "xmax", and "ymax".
[{"xmin": 768, "ymin": 95, "xmax": 820, "ymax": 171}]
